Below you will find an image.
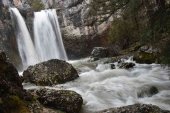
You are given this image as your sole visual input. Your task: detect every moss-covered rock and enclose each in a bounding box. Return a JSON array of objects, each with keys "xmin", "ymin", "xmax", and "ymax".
[
  {"xmin": 91, "ymin": 47, "xmax": 109, "ymax": 58},
  {"xmin": 0, "ymin": 52, "xmax": 32, "ymax": 113},
  {"xmin": 23, "ymin": 59, "xmax": 79, "ymax": 86},
  {"xmin": 134, "ymin": 51, "xmax": 157, "ymax": 64},
  {"xmin": 36, "ymin": 88, "xmax": 83, "ymax": 113},
  {"xmin": 0, "ymin": 52, "xmax": 25, "ymax": 98},
  {"xmin": 134, "ymin": 46, "xmax": 160, "ymax": 64},
  {"xmin": 98, "ymin": 104, "xmax": 170, "ymax": 113}
]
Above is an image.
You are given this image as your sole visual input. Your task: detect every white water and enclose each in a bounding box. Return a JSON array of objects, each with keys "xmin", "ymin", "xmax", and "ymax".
[
  {"xmin": 10, "ymin": 8, "xmax": 67, "ymax": 69},
  {"xmin": 34, "ymin": 9, "xmax": 68, "ymax": 62},
  {"xmin": 23, "ymin": 58, "xmax": 170, "ymax": 113},
  {"xmin": 10, "ymin": 8, "xmax": 38, "ymax": 68}
]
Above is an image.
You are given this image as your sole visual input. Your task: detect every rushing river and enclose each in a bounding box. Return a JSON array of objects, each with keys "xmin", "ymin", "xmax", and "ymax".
[{"xmin": 24, "ymin": 58, "xmax": 170, "ymax": 113}]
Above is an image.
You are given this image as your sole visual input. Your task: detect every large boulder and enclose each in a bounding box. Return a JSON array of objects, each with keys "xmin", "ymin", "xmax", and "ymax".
[
  {"xmin": 134, "ymin": 45, "xmax": 160, "ymax": 64},
  {"xmin": 0, "ymin": 51, "xmax": 31, "ymax": 113},
  {"xmin": 23, "ymin": 59, "xmax": 79, "ymax": 86},
  {"xmin": 98, "ymin": 104, "xmax": 170, "ymax": 113},
  {"xmin": 0, "ymin": 51, "xmax": 24, "ymax": 97},
  {"xmin": 36, "ymin": 88, "xmax": 83, "ymax": 113},
  {"xmin": 91, "ymin": 47, "xmax": 109, "ymax": 59}
]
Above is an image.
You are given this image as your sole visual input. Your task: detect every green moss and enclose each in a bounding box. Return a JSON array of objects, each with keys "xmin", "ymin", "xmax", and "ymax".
[
  {"xmin": 134, "ymin": 52, "xmax": 159, "ymax": 64},
  {"xmin": 0, "ymin": 96, "xmax": 30, "ymax": 113},
  {"xmin": 29, "ymin": 0, "xmax": 45, "ymax": 11}
]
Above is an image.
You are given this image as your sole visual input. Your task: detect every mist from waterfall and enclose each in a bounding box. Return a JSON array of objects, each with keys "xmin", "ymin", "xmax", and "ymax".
[
  {"xmin": 33, "ymin": 9, "xmax": 68, "ymax": 62},
  {"xmin": 10, "ymin": 8, "xmax": 38, "ymax": 68}
]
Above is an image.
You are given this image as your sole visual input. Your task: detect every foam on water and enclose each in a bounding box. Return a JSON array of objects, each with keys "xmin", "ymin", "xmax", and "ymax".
[
  {"xmin": 23, "ymin": 58, "xmax": 170, "ymax": 113},
  {"xmin": 59, "ymin": 58, "xmax": 170, "ymax": 112}
]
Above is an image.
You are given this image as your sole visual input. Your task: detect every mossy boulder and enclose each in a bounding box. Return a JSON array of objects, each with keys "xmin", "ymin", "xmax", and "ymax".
[
  {"xmin": 0, "ymin": 51, "xmax": 26, "ymax": 98},
  {"xmin": 36, "ymin": 88, "xmax": 83, "ymax": 113},
  {"xmin": 0, "ymin": 52, "xmax": 32, "ymax": 113},
  {"xmin": 134, "ymin": 46, "xmax": 160, "ymax": 64},
  {"xmin": 98, "ymin": 104, "xmax": 170, "ymax": 113},
  {"xmin": 23, "ymin": 59, "xmax": 79, "ymax": 86},
  {"xmin": 134, "ymin": 51, "xmax": 158, "ymax": 64},
  {"xmin": 91, "ymin": 47, "xmax": 109, "ymax": 59}
]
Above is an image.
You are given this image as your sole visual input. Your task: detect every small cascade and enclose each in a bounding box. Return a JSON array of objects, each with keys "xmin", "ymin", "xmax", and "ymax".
[
  {"xmin": 34, "ymin": 9, "xmax": 68, "ymax": 62},
  {"xmin": 10, "ymin": 8, "xmax": 38, "ymax": 68}
]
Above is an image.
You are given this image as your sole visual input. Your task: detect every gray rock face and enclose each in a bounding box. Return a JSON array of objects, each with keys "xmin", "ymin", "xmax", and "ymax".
[
  {"xmin": 0, "ymin": 4, "xmax": 22, "ymax": 69},
  {"xmin": 36, "ymin": 88, "xmax": 83, "ymax": 113},
  {"xmin": 23, "ymin": 59, "xmax": 79, "ymax": 86},
  {"xmin": 98, "ymin": 104, "xmax": 170, "ymax": 113}
]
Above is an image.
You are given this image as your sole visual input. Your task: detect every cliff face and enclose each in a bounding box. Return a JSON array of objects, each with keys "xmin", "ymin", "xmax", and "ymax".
[
  {"xmin": 0, "ymin": 0, "xmax": 165, "ymax": 62},
  {"xmin": 9, "ymin": 0, "xmax": 113, "ymax": 59},
  {"xmin": 50, "ymin": 0, "xmax": 113, "ymax": 36}
]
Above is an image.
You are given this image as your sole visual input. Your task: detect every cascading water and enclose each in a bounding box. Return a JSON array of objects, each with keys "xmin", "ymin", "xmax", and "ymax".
[
  {"xmin": 10, "ymin": 8, "xmax": 38, "ymax": 68},
  {"xmin": 33, "ymin": 9, "xmax": 68, "ymax": 62},
  {"xmin": 24, "ymin": 58, "xmax": 170, "ymax": 113},
  {"xmin": 10, "ymin": 8, "xmax": 67, "ymax": 69}
]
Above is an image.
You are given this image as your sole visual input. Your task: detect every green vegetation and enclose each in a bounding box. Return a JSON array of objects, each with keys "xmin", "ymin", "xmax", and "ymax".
[
  {"xmin": 90, "ymin": 0, "xmax": 170, "ymax": 64},
  {"xmin": 0, "ymin": 96, "xmax": 30, "ymax": 113},
  {"xmin": 29, "ymin": 0, "xmax": 45, "ymax": 11}
]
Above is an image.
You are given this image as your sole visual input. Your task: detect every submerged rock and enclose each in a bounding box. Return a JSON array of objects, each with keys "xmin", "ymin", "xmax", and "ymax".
[
  {"xmin": 137, "ymin": 86, "xmax": 159, "ymax": 98},
  {"xmin": 119, "ymin": 62, "xmax": 135, "ymax": 69},
  {"xmin": 23, "ymin": 59, "xmax": 79, "ymax": 86},
  {"xmin": 91, "ymin": 47, "xmax": 109, "ymax": 59},
  {"xmin": 36, "ymin": 88, "xmax": 83, "ymax": 113},
  {"xmin": 110, "ymin": 63, "xmax": 116, "ymax": 69},
  {"xmin": 98, "ymin": 104, "xmax": 170, "ymax": 113}
]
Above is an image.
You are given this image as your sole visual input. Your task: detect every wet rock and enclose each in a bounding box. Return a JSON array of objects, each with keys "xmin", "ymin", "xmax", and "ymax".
[
  {"xmin": 98, "ymin": 104, "xmax": 170, "ymax": 113},
  {"xmin": 0, "ymin": 52, "xmax": 24, "ymax": 97},
  {"xmin": 134, "ymin": 45, "xmax": 160, "ymax": 64},
  {"xmin": 36, "ymin": 88, "xmax": 83, "ymax": 113},
  {"xmin": 0, "ymin": 52, "xmax": 32, "ymax": 113},
  {"xmin": 23, "ymin": 59, "xmax": 79, "ymax": 86},
  {"xmin": 137, "ymin": 86, "xmax": 159, "ymax": 98},
  {"xmin": 119, "ymin": 62, "xmax": 135, "ymax": 69},
  {"xmin": 110, "ymin": 64, "xmax": 116, "ymax": 69},
  {"xmin": 91, "ymin": 47, "xmax": 109, "ymax": 58},
  {"xmin": 28, "ymin": 99, "xmax": 65, "ymax": 113},
  {"xmin": 0, "ymin": 51, "xmax": 7, "ymax": 61}
]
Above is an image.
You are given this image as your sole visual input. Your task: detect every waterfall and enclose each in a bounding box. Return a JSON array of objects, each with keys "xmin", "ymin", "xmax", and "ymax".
[
  {"xmin": 33, "ymin": 9, "xmax": 68, "ymax": 62},
  {"xmin": 10, "ymin": 8, "xmax": 38, "ymax": 68},
  {"xmin": 10, "ymin": 8, "xmax": 67, "ymax": 69}
]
